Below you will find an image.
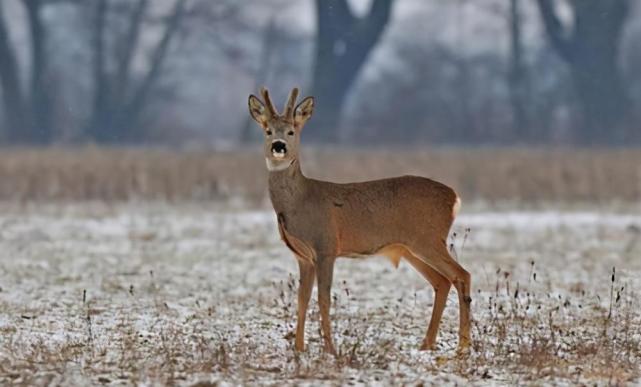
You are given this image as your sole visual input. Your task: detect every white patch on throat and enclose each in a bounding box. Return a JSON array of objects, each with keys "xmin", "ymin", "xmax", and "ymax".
[{"xmin": 266, "ymin": 158, "xmax": 292, "ymax": 172}]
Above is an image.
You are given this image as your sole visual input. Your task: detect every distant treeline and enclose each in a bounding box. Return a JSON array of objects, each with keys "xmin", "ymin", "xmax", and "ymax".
[{"xmin": 0, "ymin": 0, "xmax": 639, "ymax": 145}]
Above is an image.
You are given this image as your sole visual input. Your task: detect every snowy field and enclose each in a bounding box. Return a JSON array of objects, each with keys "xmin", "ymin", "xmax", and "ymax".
[{"xmin": 0, "ymin": 202, "xmax": 640, "ymax": 385}]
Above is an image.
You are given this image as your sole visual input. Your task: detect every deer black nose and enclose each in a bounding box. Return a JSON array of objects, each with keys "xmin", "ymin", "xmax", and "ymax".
[{"xmin": 271, "ymin": 141, "xmax": 287, "ymax": 154}]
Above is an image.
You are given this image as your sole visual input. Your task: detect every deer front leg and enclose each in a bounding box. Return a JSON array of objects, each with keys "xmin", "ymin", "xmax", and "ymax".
[
  {"xmin": 316, "ymin": 257, "xmax": 336, "ymax": 355},
  {"xmin": 295, "ymin": 260, "xmax": 315, "ymax": 352}
]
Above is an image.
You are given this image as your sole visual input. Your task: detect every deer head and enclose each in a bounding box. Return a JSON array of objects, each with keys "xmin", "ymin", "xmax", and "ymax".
[{"xmin": 248, "ymin": 87, "xmax": 314, "ymax": 172}]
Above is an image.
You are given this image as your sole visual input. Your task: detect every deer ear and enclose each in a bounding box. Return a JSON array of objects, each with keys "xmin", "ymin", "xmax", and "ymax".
[
  {"xmin": 294, "ymin": 96, "xmax": 314, "ymax": 128},
  {"xmin": 248, "ymin": 95, "xmax": 268, "ymax": 126}
]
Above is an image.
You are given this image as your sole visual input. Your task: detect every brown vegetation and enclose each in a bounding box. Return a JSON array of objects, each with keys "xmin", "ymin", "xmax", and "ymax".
[{"xmin": 0, "ymin": 147, "xmax": 637, "ymax": 203}]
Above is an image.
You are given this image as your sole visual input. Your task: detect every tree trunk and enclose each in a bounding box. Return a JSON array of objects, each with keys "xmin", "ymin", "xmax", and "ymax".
[
  {"xmin": 24, "ymin": 0, "xmax": 53, "ymax": 144},
  {"xmin": 308, "ymin": 0, "xmax": 393, "ymax": 143},
  {"xmin": 507, "ymin": 0, "xmax": 531, "ymax": 142},
  {"xmin": 87, "ymin": 0, "xmax": 185, "ymax": 144},
  {"xmin": 121, "ymin": 0, "xmax": 186, "ymax": 141},
  {"xmin": 88, "ymin": 0, "xmax": 112, "ymax": 142},
  {"xmin": 114, "ymin": 0, "xmax": 147, "ymax": 105},
  {"xmin": 537, "ymin": 0, "xmax": 631, "ymax": 144},
  {"xmin": 571, "ymin": 52, "xmax": 629, "ymax": 144},
  {"xmin": 241, "ymin": 19, "xmax": 277, "ymax": 144},
  {"xmin": 0, "ymin": 3, "xmax": 29, "ymax": 142}
]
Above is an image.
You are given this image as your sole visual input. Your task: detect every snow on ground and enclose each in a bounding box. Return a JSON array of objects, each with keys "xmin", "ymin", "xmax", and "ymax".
[{"xmin": 0, "ymin": 202, "xmax": 639, "ymax": 385}]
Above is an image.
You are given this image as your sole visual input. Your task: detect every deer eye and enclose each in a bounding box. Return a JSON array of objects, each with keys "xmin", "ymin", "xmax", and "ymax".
[
  {"xmin": 287, "ymin": 130, "xmax": 294, "ymax": 136},
  {"xmin": 266, "ymin": 130, "xmax": 272, "ymax": 136}
]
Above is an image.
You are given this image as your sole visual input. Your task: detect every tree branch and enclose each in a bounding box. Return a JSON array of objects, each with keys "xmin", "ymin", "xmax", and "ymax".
[
  {"xmin": 0, "ymin": 2, "xmax": 28, "ymax": 137},
  {"xmin": 125, "ymin": 0, "xmax": 186, "ymax": 127},
  {"xmin": 316, "ymin": 0, "xmax": 355, "ymax": 40},
  {"xmin": 23, "ymin": 0, "xmax": 52, "ymax": 142},
  {"xmin": 114, "ymin": 0, "xmax": 148, "ymax": 102},
  {"xmin": 536, "ymin": 0, "xmax": 575, "ymax": 62},
  {"xmin": 89, "ymin": 0, "xmax": 109, "ymax": 134},
  {"xmin": 332, "ymin": 0, "xmax": 356, "ymax": 28},
  {"xmin": 355, "ymin": 0, "xmax": 393, "ymax": 48},
  {"xmin": 611, "ymin": 0, "xmax": 631, "ymax": 35}
]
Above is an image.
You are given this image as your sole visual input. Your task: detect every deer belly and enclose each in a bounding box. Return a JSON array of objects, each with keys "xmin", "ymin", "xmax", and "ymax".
[
  {"xmin": 376, "ymin": 244, "xmax": 410, "ymax": 268},
  {"xmin": 342, "ymin": 243, "xmax": 409, "ymax": 269}
]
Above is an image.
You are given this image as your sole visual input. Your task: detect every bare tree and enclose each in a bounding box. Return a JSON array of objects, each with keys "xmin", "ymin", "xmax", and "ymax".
[
  {"xmin": 507, "ymin": 0, "xmax": 531, "ymax": 141},
  {"xmin": 240, "ymin": 19, "xmax": 278, "ymax": 143},
  {"xmin": 537, "ymin": 0, "xmax": 631, "ymax": 143},
  {"xmin": 308, "ymin": 0, "xmax": 394, "ymax": 143},
  {"xmin": 0, "ymin": 0, "xmax": 56, "ymax": 143},
  {"xmin": 0, "ymin": 3, "xmax": 28, "ymax": 142},
  {"xmin": 24, "ymin": 0, "xmax": 54, "ymax": 144},
  {"xmin": 87, "ymin": 0, "xmax": 186, "ymax": 143}
]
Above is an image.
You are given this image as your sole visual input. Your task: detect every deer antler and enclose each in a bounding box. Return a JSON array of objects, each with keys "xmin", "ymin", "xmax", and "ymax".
[
  {"xmin": 284, "ymin": 87, "xmax": 300, "ymax": 120},
  {"xmin": 260, "ymin": 87, "xmax": 279, "ymax": 117}
]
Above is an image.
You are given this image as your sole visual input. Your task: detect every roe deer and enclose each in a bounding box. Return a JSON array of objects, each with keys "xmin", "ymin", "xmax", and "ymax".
[{"xmin": 248, "ymin": 87, "xmax": 472, "ymax": 355}]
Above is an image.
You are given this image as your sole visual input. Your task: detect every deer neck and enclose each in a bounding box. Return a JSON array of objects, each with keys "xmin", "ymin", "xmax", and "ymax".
[{"xmin": 268, "ymin": 159, "xmax": 308, "ymax": 213}]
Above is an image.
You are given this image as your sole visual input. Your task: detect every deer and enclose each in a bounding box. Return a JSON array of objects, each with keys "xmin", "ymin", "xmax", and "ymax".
[{"xmin": 247, "ymin": 87, "xmax": 472, "ymax": 355}]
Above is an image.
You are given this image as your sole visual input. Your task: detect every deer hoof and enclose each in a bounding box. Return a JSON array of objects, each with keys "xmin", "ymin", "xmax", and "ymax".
[
  {"xmin": 324, "ymin": 344, "xmax": 337, "ymax": 356},
  {"xmin": 456, "ymin": 337, "xmax": 471, "ymax": 357},
  {"xmin": 419, "ymin": 341, "xmax": 437, "ymax": 351}
]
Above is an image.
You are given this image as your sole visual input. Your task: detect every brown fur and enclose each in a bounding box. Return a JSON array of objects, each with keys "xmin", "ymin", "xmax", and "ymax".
[{"xmin": 248, "ymin": 87, "xmax": 472, "ymax": 355}]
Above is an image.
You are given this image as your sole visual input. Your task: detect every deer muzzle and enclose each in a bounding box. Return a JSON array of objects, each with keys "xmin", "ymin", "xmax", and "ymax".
[{"xmin": 271, "ymin": 140, "xmax": 287, "ymax": 159}]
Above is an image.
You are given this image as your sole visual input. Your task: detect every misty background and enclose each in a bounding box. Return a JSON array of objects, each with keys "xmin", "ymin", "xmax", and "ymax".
[{"xmin": 0, "ymin": 0, "xmax": 640, "ymax": 147}]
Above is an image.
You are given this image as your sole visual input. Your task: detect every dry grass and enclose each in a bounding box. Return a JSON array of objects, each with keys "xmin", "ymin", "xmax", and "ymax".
[
  {"xmin": 0, "ymin": 146, "xmax": 638, "ymax": 203},
  {"xmin": 0, "ymin": 146, "xmax": 639, "ymax": 384},
  {"xmin": 0, "ymin": 203, "xmax": 639, "ymax": 385}
]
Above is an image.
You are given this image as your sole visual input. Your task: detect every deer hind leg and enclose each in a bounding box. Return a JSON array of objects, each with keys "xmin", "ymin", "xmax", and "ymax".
[
  {"xmin": 410, "ymin": 242, "xmax": 472, "ymax": 352},
  {"xmin": 295, "ymin": 260, "xmax": 315, "ymax": 352},
  {"xmin": 403, "ymin": 251, "xmax": 451, "ymax": 350},
  {"xmin": 316, "ymin": 257, "xmax": 337, "ymax": 355}
]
